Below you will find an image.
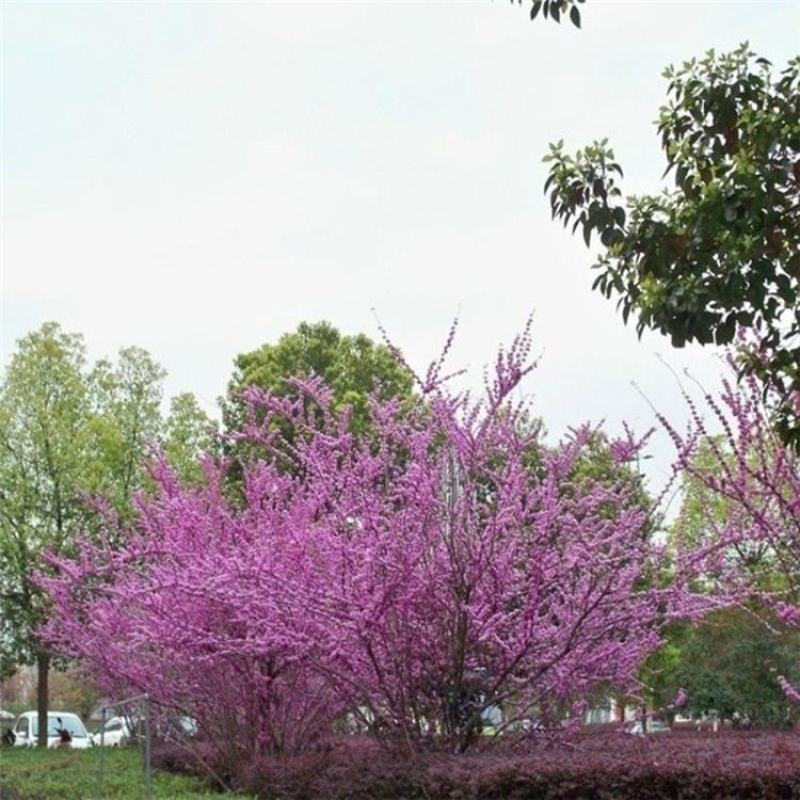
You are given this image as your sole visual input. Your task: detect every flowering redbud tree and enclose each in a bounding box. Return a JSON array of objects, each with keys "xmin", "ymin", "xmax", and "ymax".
[
  {"xmin": 659, "ymin": 360, "xmax": 800, "ymax": 705},
  {"xmin": 42, "ymin": 325, "xmax": 707, "ymax": 761}
]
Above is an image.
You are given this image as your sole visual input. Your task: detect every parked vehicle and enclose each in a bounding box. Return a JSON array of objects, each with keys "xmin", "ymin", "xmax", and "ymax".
[
  {"xmin": 159, "ymin": 715, "xmax": 198, "ymax": 739},
  {"xmin": 513, "ymin": 717, "xmax": 545, "ymax": 733},
  {"xmin": 90, "ymin": 708, "xmax": 198, "ymax": 745},
  {"xmin": 12, "ymin": 711, "xmax": 91, "ymax": 749},
  {"xmin": 625, "ymin": 719, "xmax": 671, "ymax": 735},
  {"xmin": 91, "ymin": 715, "xmax": 136, "ymax": 747}
]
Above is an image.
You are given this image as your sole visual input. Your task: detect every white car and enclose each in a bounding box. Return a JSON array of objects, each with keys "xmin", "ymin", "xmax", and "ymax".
[
  {"xmin": 91, "ymin": 715, "xmax": 136, "ymax": 747},
  {"xmin": 13, "ymin": 711, "xmax": 92, "ymax": 749},
  {"xmin": 625, "ymin": 719, "xmax": 671, "ymax": 735},
  {"xmin": 157, "ymin": 714, "xmax": 198, "ymax": 739},
  {"xmin": 91, "ymin": 712, "xmax": 197, "ymax": 745}
]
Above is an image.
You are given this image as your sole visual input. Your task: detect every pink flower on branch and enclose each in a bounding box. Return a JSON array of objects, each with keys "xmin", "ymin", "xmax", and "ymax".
[
  {"xmin": 672, "ymin": 687, "xmax": 688, "ymax": 709},
  {"xmin": 778, "ymin": 675, "xmax": 800, "ymax": 705},
  {"xmin": 657, "ymin": 349, "xmax": 800, "ymax": 707}
]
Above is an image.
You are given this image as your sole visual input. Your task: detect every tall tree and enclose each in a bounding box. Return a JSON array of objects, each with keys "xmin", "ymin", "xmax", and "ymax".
[
  {"xmin": 222, "ymin": 322, "xmax": 415, "ymax": 458},
  {"xmin": 85, "ymin": 347, "xmax": 166, "ymax": 513},
  {"xmin": 645, "ymin": 608, "xmax": 800, "ymax": 728},
  {"xmin": 0, "ymin": 323, "xmax": 209, "ymax": 745},
  {"xmin": 163, "ymin": 393, "xmax": 219, "ymax": 484},
  {"xmin": 544, "ymin": 45, "xmax": 800, "ymax": 447},
  {"xmin": 685, "ymin": 608, "xmax": 799, "ymax": 728},
  {"xmin": 0, "ymin": 323, "xmax": 91, "ymax": 746}
]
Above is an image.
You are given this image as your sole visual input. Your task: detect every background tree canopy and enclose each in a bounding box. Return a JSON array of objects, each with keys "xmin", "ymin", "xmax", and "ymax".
[
  {"xmin": 544, "ymin": 45, "xmax": 800, "ymax": 448},
  {"xmin": 0, "ymin": 322, "xmax": 215, "ymax": 744},
  {"xmin": 648, "ymin": 608, "xmax": 800, "ymax": 729},
  {"xmin": 221, "ymin": 321, "xmax": 416, "ymax": 444}
]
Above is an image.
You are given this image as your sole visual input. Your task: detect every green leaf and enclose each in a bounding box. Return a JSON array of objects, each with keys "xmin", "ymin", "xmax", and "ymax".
[
  {"xmin": 715, "ymin": 315, "xmax": 736, "ymax": 345},
  {"xmin": 569, "ymin": 5, "xmax": 581, "ymax": 27}
]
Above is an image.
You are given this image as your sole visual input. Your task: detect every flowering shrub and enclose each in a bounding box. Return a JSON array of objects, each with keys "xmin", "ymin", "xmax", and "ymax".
[
  {"xmin": 660, "ymin": 357, "xmax": 800, "ymax": 704},
  {"xmin": 42, "ymin": 324, "xmax": 715, "ymax": 768}
]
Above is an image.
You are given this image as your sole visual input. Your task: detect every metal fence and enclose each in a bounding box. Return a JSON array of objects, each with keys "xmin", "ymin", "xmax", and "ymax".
[{"xmin": 95, "ymin": 693, "xmax": 153, "ymax": 800}]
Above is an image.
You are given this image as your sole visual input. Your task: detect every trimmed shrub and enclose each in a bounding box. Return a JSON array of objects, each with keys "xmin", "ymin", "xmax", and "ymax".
[{"xmin": 154, "ymin": 731, "xmax": 800, "ymax": 799}]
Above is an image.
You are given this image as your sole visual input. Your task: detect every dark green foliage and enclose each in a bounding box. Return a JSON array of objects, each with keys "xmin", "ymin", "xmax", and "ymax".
[
  {"xmin": 544, "ymin": 45, "xmax": 800, "ymax": 449},
  {"xmin": 676, "ymin": 609, "xmax": 800, "ymax": 728},
  {"xmin": 639, "ymin": 621, "xmax": 690, "ymax": 717},
  {"xmin": 645, "ymin": 609, "xmax": 800, "ymax": 729},
  {"xmin": 508, "ymin": 0, "xmax": 585, "ymax": 28}
]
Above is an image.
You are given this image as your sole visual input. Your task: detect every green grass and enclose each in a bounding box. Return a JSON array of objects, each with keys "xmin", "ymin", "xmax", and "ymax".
[{"xmin": 0, "ymin": 746, "xmax": 247, "ymax": 799}]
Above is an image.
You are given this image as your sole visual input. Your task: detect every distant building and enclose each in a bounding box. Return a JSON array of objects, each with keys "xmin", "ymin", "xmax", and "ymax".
[
  {"xmin": 1, "ymin": 664, "xmax": 36, "ymax": 707},
  {"xmin": 583, "ymin": 697, "xmax": 635, "ymax": 725}
]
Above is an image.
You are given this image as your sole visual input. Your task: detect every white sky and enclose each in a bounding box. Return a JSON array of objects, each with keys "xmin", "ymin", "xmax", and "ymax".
[{"xmin": 2, "ymin": 0, "xmax": 799, "ymax": 497}]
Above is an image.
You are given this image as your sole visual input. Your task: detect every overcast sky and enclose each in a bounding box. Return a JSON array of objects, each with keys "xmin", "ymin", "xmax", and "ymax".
[{"xmin": 2, "ymin": 0, "xmax": 799, "ymax": 497}]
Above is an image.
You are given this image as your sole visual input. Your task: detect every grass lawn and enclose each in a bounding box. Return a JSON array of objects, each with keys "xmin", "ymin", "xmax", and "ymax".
[{"xmin": 0, "ymin": 746, "xmax": 242, "ymax": 799}]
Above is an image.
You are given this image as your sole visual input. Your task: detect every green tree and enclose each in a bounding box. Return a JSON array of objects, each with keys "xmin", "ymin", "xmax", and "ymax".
[
  {"xmin": 163, "ymin": 393, "xmax": 219, "ymax": 484},
  {"xmin": 567, "ymin": 430, "xmax": 651, "ymax": 518},
  {"xmin": 0, "ymin": 324, "xmax": 92, "ymax": 746},
  {"xmin": 0, "ymin": 324, "xmax": 206, "ymax": 745},
  {"xmin": 544, "ymin": 45, "xmax": 800, "ymax": 448},
  {"xmin": 670, "ymin": 439, "xmax": 731, "ymax": 552},
  {"xmin": 85, "ymin": 347, "xmax": 166, "ymax": 513},
  {"xmin": 671, "ymin": 437, "xmax": 790, "ymax": 592},
  {"xmin": 650, "ymin": 608, "xmax": 800, "ymax": 728},
  {"xmin": 221, "ymin": 321, "xmax": 415, "ymax": 456},
  {"xmin": 638, "ymin": 621, "xmax": 690, "ymax": 723}
]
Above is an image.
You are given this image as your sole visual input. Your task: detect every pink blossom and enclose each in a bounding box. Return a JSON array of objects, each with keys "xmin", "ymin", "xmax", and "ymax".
[
  {"xmin": 778, "ymin": 676, "xmax": 800, "ymax": 705},
  {"xmin": 658, "ymin": 355, "xmax": 800, "ymax": 706}
]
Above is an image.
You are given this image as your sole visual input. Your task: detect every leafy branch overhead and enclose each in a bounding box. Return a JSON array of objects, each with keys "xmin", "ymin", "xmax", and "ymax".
[
  {"xmin": 544, "ymin": 45, "xmax": 800, "ymax": 448},
  {"xmin": 510, "ymin": 0, "xmax": 585, "ymax": 28}
]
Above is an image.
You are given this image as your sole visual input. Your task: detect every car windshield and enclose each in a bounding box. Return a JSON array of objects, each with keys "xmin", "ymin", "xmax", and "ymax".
[{"xmin": 31, "ymin": 715, "xmax": 87, "ymax": 738}]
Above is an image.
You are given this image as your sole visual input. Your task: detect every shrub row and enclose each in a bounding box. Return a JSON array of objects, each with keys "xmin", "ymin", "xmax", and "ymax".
[{"xmin": 153, "ymin": 731, "xmax": 800, "ymax": 800}]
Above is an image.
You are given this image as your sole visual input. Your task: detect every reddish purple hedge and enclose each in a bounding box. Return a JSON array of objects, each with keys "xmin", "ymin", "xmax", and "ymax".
[{"xmin": 153, "ymin": 731, "xmax": 800, "ymax": 799}]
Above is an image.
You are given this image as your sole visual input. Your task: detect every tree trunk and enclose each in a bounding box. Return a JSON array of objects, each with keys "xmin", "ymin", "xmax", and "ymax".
[{"xmin": 36, "ymin": 649, "xmax": 50, "ymax": 748}]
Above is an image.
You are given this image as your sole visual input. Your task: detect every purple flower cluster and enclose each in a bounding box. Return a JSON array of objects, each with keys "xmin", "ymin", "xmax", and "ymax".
[{"xmin": 658, "ymin": 352, "xmax": 800, "ymax": 704}]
